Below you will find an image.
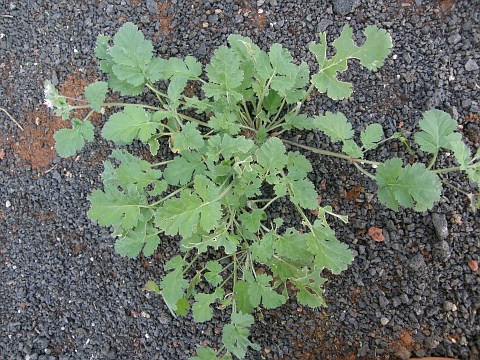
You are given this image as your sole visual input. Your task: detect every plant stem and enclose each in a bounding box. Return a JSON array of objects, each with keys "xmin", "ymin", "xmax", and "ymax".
[
  {"xmin": 216, "ymin": 345, "xmax": 226, "ymax": 357},
  {"xmin": 150, "ymin": 159, "xmax": 174, "ymax": 167},
  {"xmin": 432, "ymin": 166, "xmax": 461, "ymax": 174},
  {"xmin": 352, "ymin": 162, "xmax": 376, "ymax": 180},
  {"xmin": 149, "ymin": 181, "xmax": 193, "ymax": 207},
  {"xmin": 248, "ymin": 198, "xmax": 273, "ymax": 203},
  {"xmin": 216, "ymin": 250, "xmax": 246, "ymax": 264},
  {"xmin": 282, "ymin": 139, "xmax": 382, "ymax": 166},
  {"xmin": 272, "ymin": 98, "xmax": 287, "ymax": 123},
  {"xmin": 441, "ymin": 178, "xmax": 472, "ymax": 197},
  {"xmin": 276, "ymin": 83, "xmax": 315, "ymax": 125},
  {"xmin": 256, "ymin": 75, "xmax": 274, "ymax": 115},
  {"xmin": 182, "ymin": 253, "xmax": 200, "ymax": 275},
  {"xmin": 261, "ymin": 195, "xmax": 282, "ymax": 210},
  {"xmin": 176, "ymin": 113, "xmax": 209, "ymax": 127},
  {"xmin": 82, "ymin": 109, "xmax": 95, "ymax": 122},
  {"xmin": 241, "ymin": 101, "xmax": 253, "ymax": 125},
  {"xmin": 146, "ymin": 83, "xmax": 168, "ymax": 104},
  {"xmin": 426, "ymin": 152, "xmax": 438, "ymax": 170},
  {"xmin": 72, "ymin": 102, "xmax": 162, "ymax": 111},
  {"xmin": 232, "ymin": 253, "xmax": 238, "ymax": 314},
  {"xmin": 0, "ymin": 107, "xmax": 24, "ymax": 131}
]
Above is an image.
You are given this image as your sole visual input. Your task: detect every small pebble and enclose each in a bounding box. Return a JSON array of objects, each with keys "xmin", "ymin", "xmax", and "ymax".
[
  {"xmin": 6, "ymin": 200, "xmax": 11, "ymax": 208},
  {"xmin": 465, "ymin": 59, "xmax": 479, "ymax": 72}
]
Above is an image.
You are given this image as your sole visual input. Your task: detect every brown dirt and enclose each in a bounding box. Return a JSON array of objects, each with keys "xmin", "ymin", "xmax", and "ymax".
[
  {"xmin": 153, "ymin": 2, "xmax": 173, "ymax": 43},
  {"xmin": 238, "ymin": 0, "xmax": 267, "ymax": 31},
  {"xmin": 397, "ymin": 0, "xmax": 458, "ymax": 17},
  {"xmin": 389, "ymin": 328, "xmax": 422, "ymax": 353},
  {"xmin": 13, "ymin": 71, "xmax": 100, "ymax": 170},
  {"xmin": 342, "ymin": 186, "xmax": 365, "ymax": 202},
  {"xmin": 464, "ymin": 113, "xmax": 480, "ymax": 145}
]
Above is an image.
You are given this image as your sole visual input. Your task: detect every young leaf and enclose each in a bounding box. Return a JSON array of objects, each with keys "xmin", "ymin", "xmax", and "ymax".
[
  {"xmin": 160, "ymin": 261, "xmax": 189, "ymax": 313},
  {"xmin": 145, "ymin": 280, "xmax": 161, "ymax": 294},
  {"xmin": 185, "ymin": 230, "xmax": 239, "ymax": 255},
  {"xmin": 114, "ymin": 220, "xmax": 160, "ymax": 258},
  {"xmin": 172, "ymin": 122, "xmax": 205, "ymax": 152},
  {"xmin": 287, "ymin": 151, "xmax": 313, "ymax": 180},
  {"xmin": 342, "ymin": 140, "xmax": 363, "ymax": 158},
  {"xmin": 310, "ymin": 25, "xmax": 392, "ymax": 100},
  {"xmin": 222, "ymin": 313, "xmax": 260, "ymax": 359},
  {"xmin": 190, "ymin": 347, "xmax": 219, "ymax": 360},
  {"xmin": 234, "ymin": 281, "xmax": 255, "ymax": 315},
  {"xmin": 255, "ymin": 137, "xmax": 288, "ymax": 176},
  {"xmin": 286, "ymin": 177, "xmax": 319, "ymax": 210},
  {"xmin": 154, "ymin": 189, "xmax": 223, "ymax": 238},
  {"xmin": 206, "ymin": 134, "xmax": 254, "ymax": 162},
  {"xmin": 102, "ymin": 107, "xmax": 159, "ymax": 144},
  {"xmin": 246, "ymin": 274, "xmax": 287, "ymax": 309},
  {"xmin": 203, "ymin": 46, "xmax": 244, "ymax": 103},
  {"xmin": 297, "ymin": 286, "xmax": 325, "ymax": 308},
  {"xmin": 251, "ymin": 232, "xmax": 275, "ymax": 264},
  {"xmin": 239, "ymin": 209, "xmax": 266, "ymax": 233},
  {"xmin": 233, "ymin": 170, "xmax": 262, "ymax": 199},
  {"xmin": 283, "ymin": 113, "xmax": 315, "ymax": 131},
  {"xmin": 110, "ymin": 150, "xmax": 165, "ymax": 193},
  {"xmin": 145, "ymin": 57, "xmax": 167, "ymax": 83},
  {"xmin": 110, "ymin": 22, "xmax": 153, "ymax": 87},
  {"xmin": 204, "ymin": 260, "xmax": 223, "ymax": 287},
  {"xmin": 414, "ymin": 109, "xmax": 461, "ymax": 155},
  {"xmin": 275, "ymin": 229, "xmax": 312, "ymax": 262},
  {"xmin": 313, "ymin": 112, "xmax": 354, "ymax": 143},
  {"xmin": 54, "ymin": 119, "xmax": 94, "ymax": 157},
  {"xmin": 208, "ymin": 112, "xmax": 242, "ymax": 136},
  {"xmin": 450, "ymin": 140, "xmax": 472, "ymax": 171},
  {"xmin": 163, "ymin": 150, "xmax": 206, "ymax": 185},
  {"xmin": 88, "ymin": 184, "xmax": 147, "ymax": 230},
  {"xmin": 375, "ymin": 158, "xmax": 442, "ymax": 211},
  {"xmin": 361, "ymin": 123, "xmax": 384, "ymax": 150},
  {"xmin": 305, "ymin": 221, "xmax": 354, "ymax": 274},
  {"xmin": 269, "ymin": 43, "xmax": 296, "ymax": 74},
  {"xmin": 163, "ymin": 56, "xmax": 202, "ymax": 80},
  {"xmin": 167, "ymin": 76, "xmax": 188, "ymax": 108},
  {"xmin": 192, "ymin": 288, "xmax": 225, "ymax": 323},
  {"xmin": 84, "ymin": 81, "xmax": 108, "ymax": 112}
]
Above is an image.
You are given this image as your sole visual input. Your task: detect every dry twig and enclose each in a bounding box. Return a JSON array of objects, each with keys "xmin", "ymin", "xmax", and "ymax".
[{"xmin": 0, "ymin": 107, "xmax": 24, "ymax": 131}]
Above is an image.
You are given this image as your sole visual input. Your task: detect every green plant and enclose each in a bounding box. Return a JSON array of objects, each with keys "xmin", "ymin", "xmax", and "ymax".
[{"xmin": 45, "ymin": 23, "xmax": 480, "ymax": 359}]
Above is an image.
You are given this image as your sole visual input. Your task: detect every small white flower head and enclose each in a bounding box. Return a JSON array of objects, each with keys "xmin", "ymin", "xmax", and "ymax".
[
  {"xmin": 44, "ymin": 82, "xmax": 51, "ymax": 97},
  {"xmin": 44, "ymin": 98, "xmax": 53, "ymax": 109}
]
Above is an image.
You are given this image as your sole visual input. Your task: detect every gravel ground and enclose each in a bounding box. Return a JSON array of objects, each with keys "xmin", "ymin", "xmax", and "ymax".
[{"xmin": 1, "ymin": 0, "xmax": 479, "ymax": 359}]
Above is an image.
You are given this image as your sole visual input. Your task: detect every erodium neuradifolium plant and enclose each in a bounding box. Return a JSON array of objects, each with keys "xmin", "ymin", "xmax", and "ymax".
[{"xmin": 46, "ymin": 23, "xmax": 480, "ymax": 359}]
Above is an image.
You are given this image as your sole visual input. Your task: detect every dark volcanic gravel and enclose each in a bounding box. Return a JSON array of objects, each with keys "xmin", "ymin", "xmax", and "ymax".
[{"xmin": 1, "ymin": 0, "xmax": 479, "ymax": 359}]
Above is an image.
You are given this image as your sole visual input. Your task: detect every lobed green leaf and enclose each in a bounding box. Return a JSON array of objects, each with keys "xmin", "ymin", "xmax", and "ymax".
[
  {"xmin": 310, "ymin": 25, "xmax": 392, "ymax": 100},
  {"xmin": 222, "ymin": 313, "xmax": 260, "ymax": 359},
  {"xmin": 375, "ymin": 158, "xmax": 442, "ymax": 212},
  {"xmin": 414, "ymin": 109, "xmax": 461, "ymax": 155}
]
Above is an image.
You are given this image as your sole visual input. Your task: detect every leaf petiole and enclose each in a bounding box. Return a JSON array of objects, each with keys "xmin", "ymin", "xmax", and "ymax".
[
  {"xmin": 149, "ymin": 181, "xmax": 194, "ymax": 207},
  {"xmin": 150, "ymin": 159, "xmax": 174, "ymax": 167},
  {"xmin": 431, "ymin": 166, "xmax": 461, "ymax": 174}
]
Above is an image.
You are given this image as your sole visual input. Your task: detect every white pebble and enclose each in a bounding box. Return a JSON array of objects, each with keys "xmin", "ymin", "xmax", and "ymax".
[{"xmin": 5, "ymin": 200, "xmax": 11, "ymax": 208}]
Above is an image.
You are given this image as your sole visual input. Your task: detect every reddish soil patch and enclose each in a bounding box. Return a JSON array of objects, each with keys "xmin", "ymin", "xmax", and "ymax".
[
  {"xmin": 398, "ymin": 0, "xmax": 458, "ymax": 17},
  {"xmin": 13, "ymin": 107, "xmax": 67, "ymax": 170},
  {"xmin": 13, "ymin": 72, "xmax": 100, "ymax": 170},
  {"xmin": 389, "ymin": 328, "xmax": 422, "ymax": 353},
  {"xmin": 33, "ymin": 210, "xmax": 56, "ymax": 223},
  {"xmin": 238, "ymin": 0, "xmax": 267, "ymax": 31},
  {"xmin": 153, "ymin": 2, "xmax": 173, "ymax": 43},
  {"xmin": 342, "ymin": 186, "xmax": 365, "ymax": 202}
]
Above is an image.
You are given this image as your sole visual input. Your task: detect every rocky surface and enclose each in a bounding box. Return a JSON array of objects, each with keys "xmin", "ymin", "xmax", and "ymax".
[{"xmin": 1, "ymin": 0, "xmax": 479, "ymax": 359}]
